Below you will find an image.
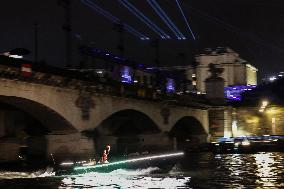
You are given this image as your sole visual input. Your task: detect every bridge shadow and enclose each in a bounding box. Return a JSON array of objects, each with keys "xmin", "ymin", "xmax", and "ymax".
[{"xmin": 170, "ymin": 116, "xmax": 208, "ymax": 153}]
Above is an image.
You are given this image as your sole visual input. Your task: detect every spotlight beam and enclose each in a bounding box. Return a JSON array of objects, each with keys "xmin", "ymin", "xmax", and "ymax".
[
  {"xmin": 147, "ymin": 0, "xmax": 186, "ymax": 40},
  {"xmin": 118, "ymin": 0, "xmax": 170, "ymax": 39},
  {"xmin": 175, "ymin": 0, "xmax": 196, "ymax": 40},
  {"xmin": 81, "ymin": 0, "xmax": 150, "ymax": 40}
]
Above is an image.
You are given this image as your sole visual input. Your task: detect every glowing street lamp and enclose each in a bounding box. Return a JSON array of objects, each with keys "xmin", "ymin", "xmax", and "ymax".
[
  {"xmin": 262, "ymin": 100, "xmax": 268, "ymax": 107},
  {"xmin": 259, "ymin": 100, "xmax": 269, "ymax": 113}
]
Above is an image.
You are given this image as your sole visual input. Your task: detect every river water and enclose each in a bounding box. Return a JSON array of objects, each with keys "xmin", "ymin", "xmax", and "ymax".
[{"xmin": 0, "ymin": 152, "xmax": 283, "ymax": 188}]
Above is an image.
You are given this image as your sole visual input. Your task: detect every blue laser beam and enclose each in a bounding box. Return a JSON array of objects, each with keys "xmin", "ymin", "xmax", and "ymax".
[
  {"xmin": 118, "ymin": 0, "xmax": 170, "ymax": 39},
  {"xmin": 81, "ymin": 0, "xmax": 149, "ymax": 40},
  {"xmin": 151, "ymin": 0, "xmax": 185, "ymax": 39},
  {"xmin": 147, "ymin": 0, "xmax": 186, "ymax": 40},
  {"xmin": 175, "ymin": 0, "xmax": 196, "ymax": 40},
  {"xmin": 74, "ymin": 152, "xmax": 184, "ymax": 171}
]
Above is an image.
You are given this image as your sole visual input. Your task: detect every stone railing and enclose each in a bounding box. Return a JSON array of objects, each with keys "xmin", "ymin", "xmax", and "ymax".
[{"xmin": 0, "ymin": 61, "xmax": 209, "ymax": 108}]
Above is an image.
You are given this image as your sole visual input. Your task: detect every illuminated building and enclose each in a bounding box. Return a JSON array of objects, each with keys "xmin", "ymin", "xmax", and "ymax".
[
  {"xmin": 186, "ymin": 47, "xmax": 258, "ymax": 99},
  {"xmin": 166, "ymin": 78, "xmax": 175, "ymax": 93}
]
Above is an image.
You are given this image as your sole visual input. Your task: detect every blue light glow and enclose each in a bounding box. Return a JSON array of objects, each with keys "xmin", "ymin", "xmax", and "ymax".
[
  {"xmin": 147, "ymin": 0, "xmax": 186, "ymax": 40},
  {"xmin": 224, "ymin": 85, "xmax": 257, "ymax": 101},
  {"xmin": 175, "ymin": 0, "xmax": 196, "ymax": 40},
  {"xmin": 121, "ymin": 66, "xmax": 133, "ymax": 83},
  {"xmin": 166, "ymin": 78, "xmax": 175, "ymax": 93},
  {"xmin": 118, "ymin": 0, "xmax": 170, "ymax": 39},
  {"xmin": 81, "ymin": 0, "xmax": 150, "ymax": 40}
]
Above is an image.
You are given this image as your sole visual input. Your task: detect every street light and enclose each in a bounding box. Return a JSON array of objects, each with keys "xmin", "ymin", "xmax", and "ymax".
[
  {"xmin": 259, "ymin": 100, "xmax": 269, "ymax": 112},
  {"xmin": 262, "ymin": 100, "xmax": 268, "ymax": 107}
]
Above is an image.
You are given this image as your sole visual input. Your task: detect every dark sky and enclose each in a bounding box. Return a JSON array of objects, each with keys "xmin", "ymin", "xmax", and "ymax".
[{"xmin": 1, "ymin": 0, "xmax": 284, "ymax": 79}]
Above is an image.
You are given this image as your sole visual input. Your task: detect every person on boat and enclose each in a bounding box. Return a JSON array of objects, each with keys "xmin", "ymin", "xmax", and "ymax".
[
  {"xmin": 99, "ymin": 145, "xmax": 111, "ymax": 164},
  {"xmin": 100, "ymin": 150, "xmax": 108, "ymax": 163}
]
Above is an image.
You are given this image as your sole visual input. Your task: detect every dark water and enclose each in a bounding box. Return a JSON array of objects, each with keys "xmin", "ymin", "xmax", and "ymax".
[{"xmin": 0, "ymin": 152, "xmax": 283, "ymax": 188}]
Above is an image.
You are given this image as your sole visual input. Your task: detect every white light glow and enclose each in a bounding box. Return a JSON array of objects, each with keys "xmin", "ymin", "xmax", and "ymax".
[
  {"xmin": 61, "ymin": 167, "xmax": 190, "ymax": 189},
  {"xmin": 269, "ymin": 76, "xmax": 276, "ymax": 81},
  {"xmin": 262, "ymin": 101, "xmax": 268, "ymax": 107},
  {"xmin": 60, "ymin": 162, "xmax": 74, "ymax": 166},
  {"xmin": 241, "ymin": 140, "xmax": 250, "ymax": 146},
  {"xmin": 9, "ymin": 55, "xmax": 23, "ymax": 59},
  {"xmin": 254, "ymin": 153, "xmax": 277, "ymax": 187},
  {"xmin": 232, "ymin": 120, "xmax": 238, "ymax": 137}
]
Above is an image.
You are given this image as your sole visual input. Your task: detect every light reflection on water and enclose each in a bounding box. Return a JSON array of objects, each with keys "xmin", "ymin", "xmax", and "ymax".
[
  {"xmin": 0, "ymin": 152, "xmax": 283, "ymax": 188},
  {"xmin": 187, "ymin": 152, "xmax": 284, "ymax": 188},
  {"xmin": 254, "ymin": 153, "xmax": 282, "ymax": 188},
  {"xmin": 59, "ymin": 167, "xmax": 190, "ymax": 189}
]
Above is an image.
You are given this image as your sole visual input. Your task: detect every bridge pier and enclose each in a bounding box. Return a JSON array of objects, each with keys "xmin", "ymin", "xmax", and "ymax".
[{"xmin": 46, "ymin": 132, "xmax": 95, "ymax": 162}]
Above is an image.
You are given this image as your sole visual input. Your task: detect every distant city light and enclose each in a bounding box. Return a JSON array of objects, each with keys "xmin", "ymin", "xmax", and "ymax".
[{"xmin": 269, "ymin": 76, "xmax": 277, "ymax": 81}]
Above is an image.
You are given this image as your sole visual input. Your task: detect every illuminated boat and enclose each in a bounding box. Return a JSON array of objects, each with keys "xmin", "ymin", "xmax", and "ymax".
[
  {"xmin": 209, "ymin": 135, "xmax": 284, "ymax": 154},
  {"xmin": 55, "ymin": 152, "xmax": 184, "ymax": 175}
]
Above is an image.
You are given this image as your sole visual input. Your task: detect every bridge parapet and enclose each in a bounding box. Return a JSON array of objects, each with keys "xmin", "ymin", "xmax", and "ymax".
[{"xmin": 0, "ymin": 56, "xmax": 209, "ymax": 109}]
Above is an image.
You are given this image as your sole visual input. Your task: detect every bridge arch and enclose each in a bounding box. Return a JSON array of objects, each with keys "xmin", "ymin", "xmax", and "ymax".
[
  {"xmin": 95, "ymin": 109, "xmax": 161, "ymax": 136},
  {"xmin": 170, "ymin": 116, "xmax": 207, "ymax": 151},
  {"xmin": 0, "ymin": 96, "xmax": 77, "ymax": 133},
  {"xmin": 86, "ymin": 109, "xmax": 162, "ymax": 156},
  {"xmin": 0, "ymin": 95, "xmax": 77, "ymax": 162}
]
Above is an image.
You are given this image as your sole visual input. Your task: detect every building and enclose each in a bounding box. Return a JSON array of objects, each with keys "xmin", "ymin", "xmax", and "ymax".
[{"xmin": 186, "ymin": 47, "xmax": 258, "ymax": 97}]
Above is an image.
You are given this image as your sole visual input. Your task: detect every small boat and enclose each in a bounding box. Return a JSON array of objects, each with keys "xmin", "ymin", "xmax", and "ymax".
[
  {"xmin": 209, "ymin": 135, "xmax": 284, "ymax": 154},
  {"xmin": 55, "ymin": 151, "xmax": 184, "ymax": 175}
]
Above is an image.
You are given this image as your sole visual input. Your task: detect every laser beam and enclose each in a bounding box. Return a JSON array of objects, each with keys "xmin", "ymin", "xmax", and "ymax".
[
  {"xmin": 175, "ymin": 0, "xmax": 196, "ymax": 40},
  {"xmin": 147, "ymin": 0, "xmax": 186, "ymax": 40},
  {"xmin": 118, "ymin": 0, "xmax": 170, "ymax": 39},
  {"xmin": 74, "ymin": 152, "xmax": 184, "ymax": 171},
  {"xmin": 81, "ymin": 0, "xmax": 150, "ymax": 40}
]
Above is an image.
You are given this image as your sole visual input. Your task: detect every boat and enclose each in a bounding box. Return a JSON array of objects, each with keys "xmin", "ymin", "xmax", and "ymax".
[
  {"xmin": 209, "ymin": 135, "xmax": 284, "ymax": 154},
  {"xmin": 55, "ymin": 151, "xmax": 184, "ymax": 175}
]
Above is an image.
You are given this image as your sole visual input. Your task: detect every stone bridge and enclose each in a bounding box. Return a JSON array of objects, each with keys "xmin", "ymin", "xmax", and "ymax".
[{"xmin": 0, "ymin": 58, "xmax": 211, "ymax": 162}]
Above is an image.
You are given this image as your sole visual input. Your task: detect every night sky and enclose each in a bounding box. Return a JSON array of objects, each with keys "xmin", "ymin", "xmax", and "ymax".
[{"xmin": 0, "ymin": 0, "xmax": 283, "ymax": 79}]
